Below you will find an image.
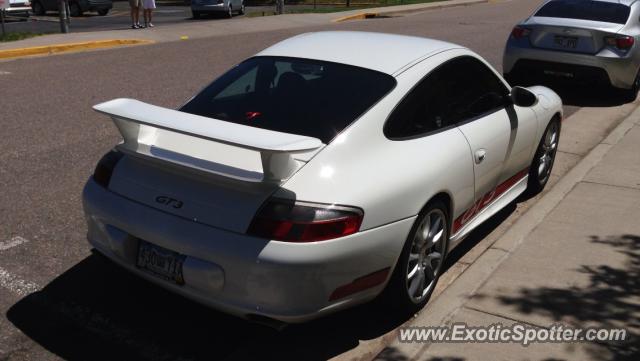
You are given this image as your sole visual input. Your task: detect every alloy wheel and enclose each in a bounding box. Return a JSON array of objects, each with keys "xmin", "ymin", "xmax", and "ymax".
[
  {"xmin": 537, "ymin": 120, "xmax": 559, "ymax": 185},
  {"xmin": 405, "ymin": 209, "xmax": 447, "ymax": 304}
]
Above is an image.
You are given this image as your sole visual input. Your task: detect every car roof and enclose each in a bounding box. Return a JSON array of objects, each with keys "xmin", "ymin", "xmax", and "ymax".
[{"xmin": 256, "ymin": 31, "xmax": 461, "ymax": 75}]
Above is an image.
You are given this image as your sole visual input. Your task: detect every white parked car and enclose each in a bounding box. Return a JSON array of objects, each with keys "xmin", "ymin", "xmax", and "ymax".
[
  {"xmin": 191, "ymin": 0, "xmax": 244, "ymax": 19},
  {"xmin": 5, "ymin": 0, "xmax": 31, "ymax": 17},
  {"xmin": 83, "ymin": 31, "xmax": 563, "ymax": 324}
]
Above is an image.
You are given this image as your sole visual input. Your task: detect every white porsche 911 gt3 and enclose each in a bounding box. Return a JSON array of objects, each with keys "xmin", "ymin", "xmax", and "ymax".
[{"xmin": 83, "ymin": 31, "xmax": 563, "ymax": 324}]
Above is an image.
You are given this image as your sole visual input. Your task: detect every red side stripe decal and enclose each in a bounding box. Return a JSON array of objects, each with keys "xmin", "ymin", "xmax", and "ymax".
[{"xmin": 452, "ymin": 168, "xmax": 529, "ymax": 234}]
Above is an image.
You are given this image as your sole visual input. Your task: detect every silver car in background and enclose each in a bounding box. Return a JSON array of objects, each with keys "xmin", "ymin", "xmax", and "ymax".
[
  {"xmin": 191, "ymin": 0, "xmax": 244, "ymax": 18},
  {"xmin": 504, "ymin": 0, "xmax": 640, "ymax": 98}
]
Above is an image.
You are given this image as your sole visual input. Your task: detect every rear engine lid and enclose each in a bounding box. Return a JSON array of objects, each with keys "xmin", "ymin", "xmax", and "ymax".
[
  {"xmin": 93, "ymin": 98, "xmax": 324, "ymax": 233},
  {"xmin": 109, "ymin": 155, "xmax": 281, "ymax": 233}
]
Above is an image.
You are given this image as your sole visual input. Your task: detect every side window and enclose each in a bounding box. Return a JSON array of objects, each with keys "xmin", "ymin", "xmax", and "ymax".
[
  {"xmin": 385, "ymin": 56, "xmax": 509, "ymax": 139},
  {"xmin": 447, "ymin": 57, "xmax": 509, "ymax": 122},
  {"xmin": 384, "ymin": 64, "xmax": 452, "ymax": 138}
]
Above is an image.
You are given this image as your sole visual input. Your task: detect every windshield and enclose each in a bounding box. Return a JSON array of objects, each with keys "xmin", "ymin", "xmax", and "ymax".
[
  {"xmin": 535, "ymin": 0, "xmax": 631, "ymax": 25},
  {"xmin": 180, "ymin": 56, "xmax": 396, "ymax": 144}
]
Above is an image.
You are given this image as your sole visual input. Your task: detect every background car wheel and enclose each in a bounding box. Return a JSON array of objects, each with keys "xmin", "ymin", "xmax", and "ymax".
[
  {"xmin": 97, "ymin": 9, "xmax": 109, "ymax": 16},
  {"xmin": 381, "ymin": 200, "xmax": 449, "ymax": 314},
  {"xmin": 192, "ymin": 10, "xmax": 200, "ymax": 19},
  {"xmin": 32, "ymin": 0, "xmax": 45, "ymax": 15},
  {"xmin": 526, "ymin": 117, "xmax": 561, "ymax": 195},
  {"xmin": 69, "ymin": 2, "xmax": 82, "ymax": 17},
  {"xmin": 623, "ymin": 70, "xmax": 640, "ymax": 102}
]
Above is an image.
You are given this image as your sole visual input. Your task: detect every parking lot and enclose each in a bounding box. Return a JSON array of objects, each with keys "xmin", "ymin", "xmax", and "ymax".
[
  {"xmin": 2, "ymin": 1, "xmax": 279, "ymax": 33},
  {"xmin": 0, "ymin": 0, "xmax": 638, "ymax": 360}
]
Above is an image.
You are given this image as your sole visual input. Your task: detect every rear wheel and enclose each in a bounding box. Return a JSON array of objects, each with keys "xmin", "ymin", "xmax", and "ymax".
[
  {"xmin": 97, "ymin": 8, "xmax": 109, "ymax": 16},
  {"xmin": 69, "ymin": 2, "xmax": 82, "ymax": 17},
  {"xmin": 623, "ymin": 70, "xmax": 640, "ymax": 102},
  {"xmin": 32, "ymin": 0, "xmax": 45, "ymax": 15},
  {"xmin": 381, "ymin": 201, "xmax": 449, "ymax": 314},
  {"xmin": 526, "ymin": 117, "xmax": 561, "ymax": 195}
]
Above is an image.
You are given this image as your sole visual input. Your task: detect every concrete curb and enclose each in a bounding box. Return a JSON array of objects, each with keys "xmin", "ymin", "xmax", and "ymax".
[
  {"xmin": 333, "ymin": 12, "xmax": 379, "ymax": 22},
  {"xmin": 332, "ymin": 0, "xmax": 488, "ymax": 22},
  {"xmin": 376, "ymin": 104, "xmax": 640, "ymax": 359},
  {"xmin": 0, "ymin": 39, "xmax": 154, "ymax": 60}
]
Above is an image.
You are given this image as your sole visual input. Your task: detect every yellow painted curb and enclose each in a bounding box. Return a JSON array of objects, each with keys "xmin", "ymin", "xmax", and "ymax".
[
  {"xmin": 333, "ymin": 12, "xmax": 378, "ymax": 22},
  {"xmin": 0, "ymin": 39, "xmax": 155, "ymax": 60}
]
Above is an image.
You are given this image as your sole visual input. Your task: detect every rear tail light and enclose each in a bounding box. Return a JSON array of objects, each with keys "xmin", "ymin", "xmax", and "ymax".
[
  {"xmin": 605, "ymin": 35, "xmax": 635, "ymax": 50},
  {"xmin": 248, "ymin": 199, "xmax": 363, "ymax": 242},
  {"xmin": 93, "ymin": 149, "xmax": 124, "ymax": 188},
  {"xmin": 511, "ymin": 26, "xmax": 531, "ymax": 39}
]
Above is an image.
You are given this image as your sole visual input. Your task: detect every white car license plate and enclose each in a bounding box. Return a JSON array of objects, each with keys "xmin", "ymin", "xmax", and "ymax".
[
  {"xmin": 553, "ymin": 35, "xmax": 578, "ymax": 49},
  {"xmin": 137, "ymin": 241, "xmax": 185, "ymax": 284}
]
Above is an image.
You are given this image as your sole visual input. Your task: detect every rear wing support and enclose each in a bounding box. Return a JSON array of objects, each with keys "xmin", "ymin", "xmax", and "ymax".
[{"xmin": 93, "ymin": 98, "xmax": 324, "ymax": 183}]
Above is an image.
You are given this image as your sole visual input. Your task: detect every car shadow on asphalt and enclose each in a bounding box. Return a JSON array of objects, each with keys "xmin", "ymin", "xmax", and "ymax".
[
  {"xmin": 512, "ymin": 79, "xmax": 634, "ymax": 108},
  {"xmin": 551, "ymin": 85, "xmax": 633, "ymax": 108},
  {"xmin": 6, "ymin": 204, "xmax": 521, "ymax": 361}
]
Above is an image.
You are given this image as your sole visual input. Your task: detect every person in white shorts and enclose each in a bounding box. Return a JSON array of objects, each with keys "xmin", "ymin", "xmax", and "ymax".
[
  {"xmin": 143, "ymin": 0, "xmax": 156, "ymax": 28},
  {"xmin": 129, "ymin": 0, "xmax": 143, "ymax": 29}
]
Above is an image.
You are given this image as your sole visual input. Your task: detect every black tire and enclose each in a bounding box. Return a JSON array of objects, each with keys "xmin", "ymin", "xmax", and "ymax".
[
  {"xmin": 526, "ymin": 116, "xmax": 561, "ymax": 195},
  {"xmin": 97, "ymin": 8, "xmax": 109, "ymax": 16},
  {"xmin": 504, "ymin": 72, "xmax": 525, "ymax": 87},
  {"xmin": 192, "ymin": 10, "xmax": 200, "ymax": 19},
  {"xmin": 69, "ymin": 2, "xmax": 82, "ymax": 17},
  {"xmin": 380, "ymin": 200, "xmax": 449, "ymax": 314},
  {"xmin": 622, "ymin": 70, "xmax": 640, "ymax": 102},
  {"xmin": 32, "ymin": 1, "xmax": 45, "ymax": 15}
]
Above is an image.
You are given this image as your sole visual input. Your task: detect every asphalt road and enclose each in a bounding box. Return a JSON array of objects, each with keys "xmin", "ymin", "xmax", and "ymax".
[
  {"xmin": 3, "ymin": 2, "xmax": 328, "ymax": 33},
  {"xmin": 0, "ymin": 0, "xmax": 633, "ymax": 360}
]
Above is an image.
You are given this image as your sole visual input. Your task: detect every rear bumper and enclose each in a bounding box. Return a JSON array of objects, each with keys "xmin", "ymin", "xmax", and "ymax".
[
  {"xmin": 82, "ymin": 178, "xmax": 412, "ymax": 323},
  {"xmin": 504, "ymin": 40, "xmax": 639, "ymax": 89},
  {"xmin": 191, "ymin": 3, "xmax": 228, "ymax": 12},
  {"xmin": 5, "ymin": 5, "xmax": 31, "ymax": 14}
]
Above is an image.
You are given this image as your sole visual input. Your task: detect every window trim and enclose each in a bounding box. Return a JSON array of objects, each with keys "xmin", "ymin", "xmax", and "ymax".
[{"xmin": 383, "ymin": 55, "xmax": 510, "ymax": 141}]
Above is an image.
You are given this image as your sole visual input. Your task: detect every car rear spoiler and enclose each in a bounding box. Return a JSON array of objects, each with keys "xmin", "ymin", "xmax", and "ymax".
[{"xmin": 93, "ymin": 98, "xmax": 324, "ymax": 183}]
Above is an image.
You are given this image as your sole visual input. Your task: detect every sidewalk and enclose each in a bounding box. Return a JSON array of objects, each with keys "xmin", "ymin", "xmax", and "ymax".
[
  {"xmin": 377, "ymin": 109, "xmax": 640, "ymax": 360},
  {"xmin": 0, "ymin": 0, "xmax": 486, "ymax": 53}
]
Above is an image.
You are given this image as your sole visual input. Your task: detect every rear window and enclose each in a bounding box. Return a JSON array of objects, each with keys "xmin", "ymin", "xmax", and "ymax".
[
  {"xmin": 180, "ymin": 56, "xmax": 396, "ymax": 144},
  {"xmin": 535, "ymin": 0, "xmax": 631, "ymax": 25}
]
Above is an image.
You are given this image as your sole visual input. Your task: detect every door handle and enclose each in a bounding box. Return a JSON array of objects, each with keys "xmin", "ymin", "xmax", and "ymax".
[{"xmin": 475, "ymin": 149, "xmax": 486, "ymax": 164}]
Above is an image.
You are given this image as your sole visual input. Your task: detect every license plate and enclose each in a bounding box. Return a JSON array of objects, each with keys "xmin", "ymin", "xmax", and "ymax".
[
  {"xmin": 554, "ymin": 35, "xmax": 578, "ymax": 49},
  {"xmin": 137, "ymin": 241, "xmax": 185, "ymax": 284}
]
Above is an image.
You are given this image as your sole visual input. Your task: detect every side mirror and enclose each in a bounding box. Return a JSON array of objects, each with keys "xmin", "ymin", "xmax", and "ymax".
[{"xmin": 509, "ymin": 86, "xmax": 538, "ymax": 107}]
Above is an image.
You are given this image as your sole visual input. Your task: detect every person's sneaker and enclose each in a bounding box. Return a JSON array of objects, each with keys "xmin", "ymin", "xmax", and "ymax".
[
  {"xmin": 131, "ymin": 24, "xmax": 139, "ymax": 29},
  {"xmin": 137, "ymin": 22, "xmax": 145, "ymax": 28},
  {"xmin": 148, "ymin": 23, "xmax": 154, "ymax": 28}
]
